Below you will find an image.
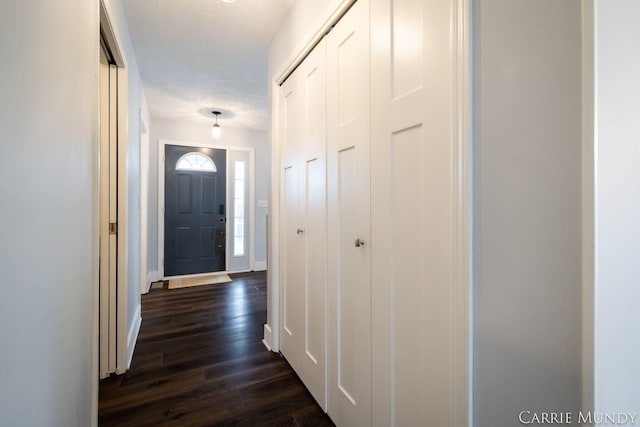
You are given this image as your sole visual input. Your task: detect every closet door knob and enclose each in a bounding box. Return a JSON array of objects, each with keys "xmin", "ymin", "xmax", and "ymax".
[
  {"xmin": 354, "ymin": 238, "xmax": 365, "ymax": 247},
  {"xmin": 297, "ymin": 229, "xmax": 304, "ymax": 235}
]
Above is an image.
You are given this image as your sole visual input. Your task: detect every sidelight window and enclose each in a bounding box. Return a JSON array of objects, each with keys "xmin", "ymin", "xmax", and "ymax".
[{"xmin": 233, "ymin": 160, "xmax": 246, "ymax": 257}]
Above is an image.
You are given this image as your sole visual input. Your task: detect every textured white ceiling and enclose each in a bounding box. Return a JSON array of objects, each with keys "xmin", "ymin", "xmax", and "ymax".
[{"xmin": 121, "ymin": 0, "xmax": 297, "ymax": 130}]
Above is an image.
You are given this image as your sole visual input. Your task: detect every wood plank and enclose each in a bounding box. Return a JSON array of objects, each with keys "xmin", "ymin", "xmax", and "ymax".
[{"xmin": 99, "ymin": 271, "xmax": 334, "ymax": 426}]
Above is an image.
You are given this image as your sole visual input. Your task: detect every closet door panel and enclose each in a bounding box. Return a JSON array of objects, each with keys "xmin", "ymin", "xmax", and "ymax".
[
  {"xmin": 280, "ymin": 74, "xmax": 303, "ymax": 362},
  {"xmin": 327, "ymin": 0, "xmax": 371, "ymax": 425},
  {"xmin": 299, "ymin": 40, "xmax": 328, "ymax": 408},
  {"xmin": 304, "ymin": 157, "xmax": 325, "ymax": 368},
  {"xmin": 280, "ymin": 39, "xmax": 328, "ymax": 410},
  {"xmin": 371, "ymin": 0, "xmax": 456, "ymax": 425}
]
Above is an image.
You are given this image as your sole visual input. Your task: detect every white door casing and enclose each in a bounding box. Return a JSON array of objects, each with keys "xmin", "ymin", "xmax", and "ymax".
[
  {"xmin": 326, "ymin": 0, "xmax": 372, "ymax": 425},
  {"xmin": 140, "ymin": 116, "xmax": 150, "ymax": 293}
]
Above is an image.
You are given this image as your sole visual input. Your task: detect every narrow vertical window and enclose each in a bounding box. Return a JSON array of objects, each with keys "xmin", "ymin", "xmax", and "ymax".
[{"xmin": 233, "ymin": 160, "xmax": 246, "ymax": 257}]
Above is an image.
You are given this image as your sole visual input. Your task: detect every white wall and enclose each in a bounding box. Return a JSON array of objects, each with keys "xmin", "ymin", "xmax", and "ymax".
[
  {"xmin": 593, "ymin": 0, "xmax": 640, "ymax": 415},
  {"xmin": 0, "ymin": 0, "xmax": 98, "ymax": 425},
  {"xmin": 473, "ymin": 1, "xmax": 583, "ymax": 425},
  {"xmin": 103, "ymin": 0, "xmax": 150, "ymax": 366},
  {"xmin": 268, "ymin": 0, "xmax": 345, "ymax": 81},
  {"xmin": 148, "ymin": 118, "xmax": 269, "ymax": 275}
]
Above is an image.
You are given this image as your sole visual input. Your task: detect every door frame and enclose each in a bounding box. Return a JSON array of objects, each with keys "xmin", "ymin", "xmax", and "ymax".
[
  {"xmin": 140, "ymin": 114, "xmax": 150, "ymax": 293},
  {"xmin": 98, "ymin": 0, "xmax": 130, "ymax": 379},
  {"xmin": 158, "ymin": 139, "xmax": 256, "ymax": 279}
]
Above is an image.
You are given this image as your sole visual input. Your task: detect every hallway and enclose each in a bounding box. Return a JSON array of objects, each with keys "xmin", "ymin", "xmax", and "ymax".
[{"xmin": 99, "ymin": 272, "xmax": 333, "ymax": 426}]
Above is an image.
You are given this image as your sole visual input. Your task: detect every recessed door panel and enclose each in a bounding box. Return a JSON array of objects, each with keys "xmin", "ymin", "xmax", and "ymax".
[
  {"xmin": 175, "ymin": 227, "xmax": 192, "ymax": 261},
  {"xmin": 177, "ymin": 175, "xmax": 192, "ymax": 214},
  {"xmin": 202, "ymin": 176, "xmax": 216, "ymax": 214},
  {"xmin": 337, "ymin": 146, "xmax": 359, "ymax": 403},
  {"xmin": 282, "ymin": 165, "xmax": 300, "ymax": 341},
  {"xmin": 391, "ymin": 0, "xmax": 424, "ymax": 99},
  {"xmin": 304, "ymin": 157, "xmax": 326, "ymax": 373},
  {"xmin": 280, "ymin": 38, "xmax": 328, "ymax": 410},
  {"xmin": 391, "ymin": 125, "xmax": 426, "ymax": 426}
]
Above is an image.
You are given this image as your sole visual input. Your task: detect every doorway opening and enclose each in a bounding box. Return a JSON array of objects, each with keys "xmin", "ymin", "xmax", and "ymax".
[{"xmin": 158, "ymin": 140, "xmax": 255, "ymax": 279}]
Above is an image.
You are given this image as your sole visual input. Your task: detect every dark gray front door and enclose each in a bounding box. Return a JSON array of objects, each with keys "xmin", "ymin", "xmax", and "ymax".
[{"xmin": 164, "ymin": 145, "xmax": 226, "ymax": 276}]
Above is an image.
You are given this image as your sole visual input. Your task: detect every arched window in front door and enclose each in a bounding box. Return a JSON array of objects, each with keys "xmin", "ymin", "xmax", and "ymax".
[{"xmin": 175, "ymin": 152, "xmax": 217, "ymax": 172}]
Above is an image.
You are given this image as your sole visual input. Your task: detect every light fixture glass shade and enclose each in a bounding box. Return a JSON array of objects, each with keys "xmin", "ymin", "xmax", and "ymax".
[{"xmin": 212, "ymin": 123, "xmax": 221, "ymax": 139}]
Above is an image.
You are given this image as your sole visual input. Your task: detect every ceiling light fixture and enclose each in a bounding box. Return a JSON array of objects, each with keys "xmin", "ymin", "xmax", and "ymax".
[{"xmin": 211, "ymin": 111, "xmax": 222, "ymax": 139}]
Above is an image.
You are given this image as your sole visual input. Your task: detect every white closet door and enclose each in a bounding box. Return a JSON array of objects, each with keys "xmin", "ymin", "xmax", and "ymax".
[
  {"xmin": 280, "ymin": 40, "xmax": 328, "ymax": 409},
  {"xmin": 370, "ymin": 0, "xmax": 457, "ymax": 425},
  {"xmin": 280, "ymin": 72, "xmax": 304, "ymax": 367},
  {"xmin": 327, "ymin": 0, "xmax": 371, "ymax": 425}
]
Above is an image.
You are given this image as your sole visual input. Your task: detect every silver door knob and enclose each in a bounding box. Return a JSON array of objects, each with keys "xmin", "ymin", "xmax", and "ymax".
[{"xmin": 354, "ymin": 238, "xmax": 365, "ymax": 247}]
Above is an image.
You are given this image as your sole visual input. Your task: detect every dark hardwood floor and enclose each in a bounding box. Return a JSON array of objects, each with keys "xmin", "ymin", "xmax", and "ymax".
[{"xmin": 99, "ymin": 271, "xmax": 334, "ymax": 427}]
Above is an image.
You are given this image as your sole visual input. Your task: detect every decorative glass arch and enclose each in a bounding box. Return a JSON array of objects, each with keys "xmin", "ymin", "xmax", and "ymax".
[{"xmin": 175, "ymin": 152, "xmax": 217, "ymax": 172}]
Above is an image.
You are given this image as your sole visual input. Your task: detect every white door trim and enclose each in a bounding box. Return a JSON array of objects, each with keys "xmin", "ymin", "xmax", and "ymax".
[
  {"xmin": 452, "ymin": 0, "xmax": 473, "ymax": 424},
  {"xmin": 157, "ymin": 139, "xmax": 255, "ymax": 279},
  {"xmin": 139, "ymin": 114, "xmax": 150, "ymax": 294}
]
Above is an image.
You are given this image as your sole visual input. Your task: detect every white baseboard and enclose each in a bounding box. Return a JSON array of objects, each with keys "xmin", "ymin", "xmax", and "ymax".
[
  {"xmin": 263, "ymin": 324, "xmax": 273, "ymax": 351},
  {"xmin": 254, "ymin": 260, "xmax": 267, "ymax": 271},
  {"xmin": 126, "ymin": 305, "xmax": 142, "ymax": 369},
  {"xmin": 142, "ymin": 273, "xmax": 152, "ymax": 294},
  {"xmin": 148, "ymin": 270, "xmax": 161, "ymax": 284}
]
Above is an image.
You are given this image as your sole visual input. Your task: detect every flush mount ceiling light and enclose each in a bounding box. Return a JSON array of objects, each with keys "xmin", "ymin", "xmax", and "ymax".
[{"xmin": 211, "ymin": 111, "xmax": 222, "ymax": 139}]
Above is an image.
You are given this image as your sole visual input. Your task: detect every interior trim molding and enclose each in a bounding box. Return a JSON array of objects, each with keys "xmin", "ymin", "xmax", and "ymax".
[
  {"xmin": 452, "ymin": 0, "xmax": 473, "ymax": 425},
  {"xmin": 262, "ymin": 325, "xmax": 273, "ymax": 351},
  {"xmin": 125, "ymin": 304, "xmax": 142, "ymax": 371},
  {"xmin": 580, "ymin": 0, "xmax": 595, "ymax": 417}
]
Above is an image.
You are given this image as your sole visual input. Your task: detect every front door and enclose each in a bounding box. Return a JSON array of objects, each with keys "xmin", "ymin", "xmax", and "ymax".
[{"xmin": 164, "ymin": 145, "xmax": 226, "ymax": 276}]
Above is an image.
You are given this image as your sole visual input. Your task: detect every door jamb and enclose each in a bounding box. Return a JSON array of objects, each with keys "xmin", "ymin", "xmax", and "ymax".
[
  {"xmin": 140, "ymin": 114, "xmax": 150, "ymax": 294},
  {"xmin": 158, "ymin": 138, "xmax": 256, "ymax": 279}
]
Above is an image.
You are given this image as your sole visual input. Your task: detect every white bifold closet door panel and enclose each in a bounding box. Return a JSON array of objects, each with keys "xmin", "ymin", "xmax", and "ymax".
[
  {"xmin": 370, "ymin": 0, "xmax": 457, "ymax": 425},
  {"xmin": 326, "ymin": 0, "xmax": 371, "ymax": 425},
  {"xmin": 279, "ymin": 39, "xmax": 328, "ymax": 409}
]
